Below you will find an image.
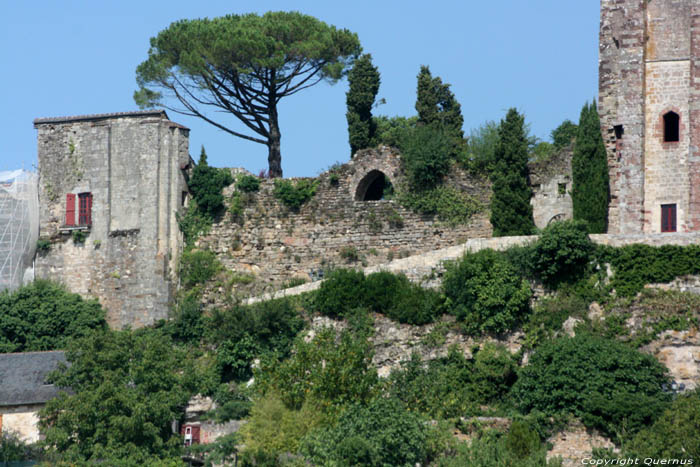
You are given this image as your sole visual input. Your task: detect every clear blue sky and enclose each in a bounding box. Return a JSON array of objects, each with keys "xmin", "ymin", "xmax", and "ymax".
[{"xmin": 1, "ymin": 1, "xmax": 599, "ymax": 177}]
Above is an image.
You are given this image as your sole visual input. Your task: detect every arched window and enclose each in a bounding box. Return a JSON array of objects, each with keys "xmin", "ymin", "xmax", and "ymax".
[
  {"xmin": 663, "ymin": 112, "xmax": 679, "ymax": 142},
  {"xmin": 355, "ymin": 170, "xmax": 393, "ymax": 201}
]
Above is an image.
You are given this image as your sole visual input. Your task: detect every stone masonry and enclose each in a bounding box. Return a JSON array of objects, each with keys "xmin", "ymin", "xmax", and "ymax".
[
  {"xmin": 34, "ymin": 111, "xmax": 190, "ymax": 328},
  {"xmin": 599, "ymin": 0, "xmax": 700, "ymax": 233},
  {"xmin": 529, "ymin": 146, "xmax": 574, "ymax": 229}
]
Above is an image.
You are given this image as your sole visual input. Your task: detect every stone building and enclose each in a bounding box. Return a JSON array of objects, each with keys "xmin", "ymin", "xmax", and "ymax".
[
  {"xmin": 0, "ymin": 351, "xmax": 67, "ymax": 443},
  {"xmin": 528, "ymin": 146, "xmax": 574, "ymax": 229},
  {"xmin": 599, "ymin": 0, "xmax": 700, "ymax": 234},
  {"xmin": 34, "ymin": 111, "xmax": 190, "ymax": 328}
]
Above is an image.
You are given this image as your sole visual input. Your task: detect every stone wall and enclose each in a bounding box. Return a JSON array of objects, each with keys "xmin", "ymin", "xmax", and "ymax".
[
  {"xmin": 199, "ymin": 147, "xmax": 492, "ymax": 296},
  {"xmin": 0, "ymin": 404, "xmax": 44, "ymax": 443},
  {"xmin": 529, "ymin": 147, "xmax": 573, "ymax": 229},
  {"xmin": 34, "ymin": 111, "xmax": 190, "ymax": 328},
  {"xmin": 599, "ymin": 0, "xmax": 700, "ymax": 233}
]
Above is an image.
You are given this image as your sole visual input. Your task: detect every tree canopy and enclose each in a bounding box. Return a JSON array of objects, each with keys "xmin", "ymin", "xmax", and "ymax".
[
  {"xmin": 135, "ymin": 11, "xmax": 362, "ymax": 177},
  {"xmin": 346, "ymin": 54, "xmax": 380, "ymax": 156},
  {"xmin": 415, "ymin": 66, "xmax": 464, "ymax": 140}
]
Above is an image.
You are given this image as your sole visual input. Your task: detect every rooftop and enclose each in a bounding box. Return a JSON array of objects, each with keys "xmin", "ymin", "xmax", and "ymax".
[
  {"xmin": 33, "ymin": 110, "xmax": 189, "ymax": 130},
  {"xmin": 0, "ymin": 351, "xmax": 68, "ymax": 406}
]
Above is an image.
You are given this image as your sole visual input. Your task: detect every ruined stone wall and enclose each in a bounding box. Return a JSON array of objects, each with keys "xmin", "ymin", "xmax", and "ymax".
[
  {"xmin": 528, "ymin": 147, "xmax": 573, "ymax": 229},
  {"xmin": 600, "ymin": 0, "xmax": 700, "ymax": 233},
  {"xmin": 34, "ymin": 111, "xmax": 189, "ymax": 328},
  {"xmin": 199, "ymin": 147, "xmax": 492, "ymax": 295}
]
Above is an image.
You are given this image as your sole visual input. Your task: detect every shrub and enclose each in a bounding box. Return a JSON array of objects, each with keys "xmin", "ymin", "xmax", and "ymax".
[
  {"xmin": 236, "ymin": 174, "xmax": 260, "ymax": 193},
  {"xmin": 315, "ymin": 269, "xmax": 367, "ymax": 318},
  {"xmin": 0, "ymin": 280, "xmax": 107, "ymax": 353},
  {"xmin": 273, "ymin": 179, "xmax": 318, "ymax": 211},
  {"xmin": 530, "ymin": 220, "xmax": 595, "ymax": 288},
  {"xmin": 397, "ymin": 185, "xmax": 482, "ymax": 226},
  {"xmin": 471, "ymin": 342, "xmax": 518, "ymax": 403},
  {"xmin": 339, "ymin": 245, "xmax": 360, "ymax": 262},
  {"xmin": 523, "ymin": 290, "xmax": 588, "ymax": 349},
  {"xmin": 301, "ymin": 397, "xmax": 430, "ymax": 467},
  {"xmin": 177, "ymin": 200, "xmax": 212, "ymax": 247},
  {"xmin": 401, "ymin": 124, "xmax": 453, "ymax": 191},
  {"xmin": 442, "ymin": 249, "xmax": 531, "ymax": 335},
  {"xmin": 179, "ymin": 249, "xmax": 221, "ymax": 288},
  {"xmin": 188, "ymin": 147, "xmax": 234, "ymax": 218},
  {"xmin": 36, "ymin": 237, "xmax": 51, "ymax": 253},
  {"xmin": 440, "ymin": 430, "xmax": 560, "ymax": 467},
  {"xmin": 511, "ymin": 333, "xmax": 671, "ymax": 439},
  {"xmin": 386, "ymin": 282, "xmax": 443, "ymax": 325}
]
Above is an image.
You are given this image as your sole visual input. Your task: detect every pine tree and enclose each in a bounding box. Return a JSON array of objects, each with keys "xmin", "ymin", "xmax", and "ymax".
[
  {"xmin": 490, "ymin": 108, "xmax": 536, "ymax": 236},
  {"xmin": 572, "ymin": 102, "xmax": 610, "ymax": 233},
  {"xmin": 346, "ymin": 54, "xmax": 380, "ymax": 156},
  {"xmin": 415, "ymin": 66, "xmax": 464, "ymax": 140}
]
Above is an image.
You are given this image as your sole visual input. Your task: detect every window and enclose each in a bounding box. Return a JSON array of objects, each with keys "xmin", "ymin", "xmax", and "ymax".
[
  {"xmin": 661, "ymin": 204, "xmax": 676, "ymax": 232},
  {"xmin": 78, "ymin": 193, "xmax": 92, "ymax": 226},
  {"xmin": 558, "ymin": 183, "xmax": 567, "ymax": 196},
  {"xmin": 663, "ymin": 112, "xmax": 679, "ymax": 142}
]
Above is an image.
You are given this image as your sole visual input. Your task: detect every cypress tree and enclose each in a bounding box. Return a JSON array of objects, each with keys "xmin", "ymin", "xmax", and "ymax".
[
  {"xmin": 572, "ymin": 102, "xmax": 610, "ymax": 233},
  {"xmin": 415, "ymin": 65, "xmax": 464, "ymax": 140},
  {"xmin": 346, "ymin": 54, "xmax": 380, "ymax": 156},
  {"xmin": 490, "ymin": 108, "xmax": 535, "ymax": 236}
]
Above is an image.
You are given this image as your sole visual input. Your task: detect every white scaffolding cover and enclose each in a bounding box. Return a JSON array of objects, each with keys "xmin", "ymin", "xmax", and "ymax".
[{"xmin": 0, "ymin": 170, "xmax": 38, "ymax": 292}]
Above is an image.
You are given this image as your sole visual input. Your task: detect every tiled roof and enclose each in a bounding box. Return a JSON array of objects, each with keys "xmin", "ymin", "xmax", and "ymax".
[
  {"xmin": 33, "ymin": 110, "xmax": 169, "ymax": 125},
  {"xmin": 0, "ymin": 351, "xmax": 68, "ymax": 406}
]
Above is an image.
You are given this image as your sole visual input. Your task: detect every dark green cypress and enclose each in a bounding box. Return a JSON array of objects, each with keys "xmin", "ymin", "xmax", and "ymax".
[
  {"xmin": 572, "ymin": 102, "xmax": 610, "ymax": 233},
  {"xmin": 346, "ymin": 54, "xmax": 380, "ymax": 156},
  {"xmin": 490, "ymin": 108, "xmax": 536, "ymax": 236},
  {"xmin": 415, "ymin": 65, "xmax": 464, "ymax": 140}
]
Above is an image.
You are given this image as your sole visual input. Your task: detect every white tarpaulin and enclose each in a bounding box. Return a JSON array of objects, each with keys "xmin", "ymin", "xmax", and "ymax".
[{"xmin": 0, "ymin": 170, "xmax": 38, "ymax": 291}]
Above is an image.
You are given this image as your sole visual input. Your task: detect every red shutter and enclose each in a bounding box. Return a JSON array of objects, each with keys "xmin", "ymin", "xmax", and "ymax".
[
  {"xmin": 192, "ymin": 425, "xmax": 201, "ymax": 444},
  {"xmin": 65, "ymin": 194, "xmax": 76, "ymax": 226}
]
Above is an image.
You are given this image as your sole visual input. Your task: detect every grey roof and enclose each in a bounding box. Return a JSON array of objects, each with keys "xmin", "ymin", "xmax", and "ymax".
[
  {"xmin": 33, "ymin": 110, "xmax": 169, "ymax": 126},
  {"xmin": 0, "ymin": 351, "xmax": 68, "ymax": 406}
]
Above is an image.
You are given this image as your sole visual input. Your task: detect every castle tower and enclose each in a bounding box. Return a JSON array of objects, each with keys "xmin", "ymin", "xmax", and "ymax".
[
  {"xmin": 599, "ymin": 0, "xmax": 700, "ymax": 234},
  {"xmin": 34, "ymin": 111, "xmax": 190, "ymax": 328}
]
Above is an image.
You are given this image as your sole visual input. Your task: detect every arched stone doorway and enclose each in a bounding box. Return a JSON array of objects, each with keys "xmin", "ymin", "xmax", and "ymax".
[{"xmin": 355, "ymin": 170, "xmax": 394, "ymax": 201}]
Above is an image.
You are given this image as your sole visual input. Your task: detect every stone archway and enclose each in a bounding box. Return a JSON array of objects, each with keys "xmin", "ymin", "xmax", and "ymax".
[
  {"xmin": 355, "ymin": 170, "xmax": 393, "ymax": 201},
  {"xmin": 548, "ymin": 213, "xmax": 567, "ymax": 225}
]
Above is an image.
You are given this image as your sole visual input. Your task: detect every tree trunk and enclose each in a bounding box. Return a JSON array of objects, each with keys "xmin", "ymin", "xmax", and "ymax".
[{"xmin": 267, "ymin": 105, "xmax": 283, "ymax": 178}]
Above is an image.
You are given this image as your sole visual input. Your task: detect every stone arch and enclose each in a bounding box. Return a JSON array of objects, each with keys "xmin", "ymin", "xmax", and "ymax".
[
  {"xmin": 355, "ymin": 170, "xmax": 393, "ymax": 201},
  {"xmin": 663, "ymin": 111, "xmax": 680, "ymax": 142},
  {"xmin": 547, "ymin": 213, "xmax": 568, "ymax": 225}
]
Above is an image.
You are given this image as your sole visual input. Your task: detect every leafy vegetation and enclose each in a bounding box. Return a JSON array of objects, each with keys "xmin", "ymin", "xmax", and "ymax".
[
  {"xmin": 397, "ymin": 184, "xmax": 482, "ymax": 226},
  {"xmin": 179, "ymin": 249, "xmax": 221, "ymax": 289},
  {"xmin": 188, "ymin": 147, "xmax": 234, "ymax": 219},
  {"xmin": 273, "ymin": 178, "xmax": 319, "ymax": 211},
  {"xmin": 236, "ymin": 174, "xmax": 260, "ymax": 193},
  {"xmin": 347, "ymin": 53, "xmax": 381, "ymax": 156},
  {"xmin": 400, "ymin": 124, "xmax": 454, "ymax": 191},
  {"xmin": 530, "ymin": 219, "xmax": 595, "ymax": 288},
  {"xmin": 0, "ymin": 280, "xmax": 107, "ymax": 353}
]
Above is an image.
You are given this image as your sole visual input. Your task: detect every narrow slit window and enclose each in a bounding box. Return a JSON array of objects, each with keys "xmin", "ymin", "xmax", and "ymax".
[
  {"xmin": 663, "ymin": 112, "xmax": 679, "ymax": 142},
  {"xmin": 661, "ymin": 204, "xmax": 677, "ymax": 232}
]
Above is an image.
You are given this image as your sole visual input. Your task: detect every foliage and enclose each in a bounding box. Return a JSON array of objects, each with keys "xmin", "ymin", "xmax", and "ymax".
[
  {"xmin": 443, "ymin": 249, "xmax": 532, "ymax": 335},
  {"xmin": 236, "ymin": 174, "xmax": 260, "ymax": 193},
  {"xmin": 339, "ymin": 245, "xmax": 360, "ymax": 262},
  {"xmin": 400, "ymin": 123, "xmax": 454, "ymax": 191},
  {"xmin": 315, "ymin": 268, "xmax": 367, "ymax": 318},
  {"xmin": 0, "ymin": 280, "xmax": 107, "ymax": 353},
  {"xmin": 347, "ymin": 53, "xmax": 381, "ymax": 156},
  {"xmin": 39, "ymin": 329, "xmax": 197, "ymax": 464},
  {"xmin": 464, "ymin": 120, "xmax": 499, "ymax": 175},
  {"xmin": 397, "ymin": 184, "xmax": 482, "ymax": 226},
  {"xmin": 601, "ymin": 244, "xmax": 700, "ymax": 297},
  {"xmin": 179, "ymin": 249, "xmax": 221, "ymax": 288},
  {"xmin": 239, "ymin": 394, "xmax": 328, "ymax": 459},
  {"xmin": 511, "ymin": 333, "xmax": 671, "ymax": 439},
  {"xmin": 188, "ymin": 147, "xmax": 234, "ymax": 219},
  {"xmin": 439, "ymin": 430, "xmax": 561, "ymax": 467},
  {"xmin": 135, "ymin": 11, "xmax": 361, "ymax": 177},
  {"xmin": 0, "ymin": 431, "xmax": 43, "ymax": 463},
  {"xmin": 165, "ymin": 291, "xmax": 205, "ymax": 344},
  {"xmin": 623, "ymin": 390, "xmax": 700, "ymax": 460},
  {"xmin": 36, "ymin": 237, "xmax": 51, "ymax": 253},
  {"xmin": 415, "ymin": 65, "xmax": 464, "ymax": 142},
  {"xmin": 523, "ymin": 290, "xmax": 588, "ymax": 349},
  {"xmin": 273, "ymin": 179, "xmax": 318, "ymax": 211},
  {"xmin": 207, "ymin": 298, "xmax": 305, "ymax": 382},
  {"xmin": 490, "ymin": 108, "xmax": 536, "ymax": 236},
  {"xmin": 177, "ymin": 200, "xmax": 212, "ymax": 247},
  {"xmin": 301, "ymin": 397, "xmax": 432, "ymax": 467},
  {"xmin": 71, "ymin": 229, "xmax": 86, "ymax": 244},
  {"xmin": 185, "ymin": 433, "xmax": 238, "ymax": 467},
  {"xmin": 372, "ymin": 115, "xmax": 417, "ymax": 147},
  {"xmin": 383, "ymin": 279, "xmax": 444, "ymax": 325},
  {"xmin": 551, "ymin": 119, "xmax": 578, "ymax": 150},
  {"xmin": 530, "ymin": 220, "xmax": 595, "ymax": 288},
  {"xmin": 255, "ymin": 327, "xmax": 378, "ymax": 410},
  {"xmin": 572, "ymin": 102, "xmax": 609, "ymax": 233}
]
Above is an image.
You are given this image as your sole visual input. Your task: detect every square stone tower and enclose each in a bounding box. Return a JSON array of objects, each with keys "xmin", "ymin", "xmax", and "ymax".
[
  {"xmin": 34, "ymin": 111, "xmax": 190, "ymax": 328},
  {"xmin": 599, "ymin": 0, "xmax": 700, "ymax": 233}
]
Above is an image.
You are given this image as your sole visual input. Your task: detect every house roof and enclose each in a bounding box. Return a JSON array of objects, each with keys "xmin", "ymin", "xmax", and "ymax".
[
  {"xmin": 33, "ymin": 110, "xmax": 189, "ymax": 130},
  {"xmin": 0, "ymin": 351, "xmax": 68, "ymax": 406}
]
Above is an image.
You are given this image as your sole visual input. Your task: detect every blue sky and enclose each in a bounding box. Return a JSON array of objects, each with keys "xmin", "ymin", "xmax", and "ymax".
[{"xmin": 1, "ymin": 1, "xmax": 599, "ymax": 176}]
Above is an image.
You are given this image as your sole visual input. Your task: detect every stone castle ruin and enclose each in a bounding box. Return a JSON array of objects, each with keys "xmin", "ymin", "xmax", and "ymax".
[{"xmin": 599, "ymin": 0, "xmax": 700, "ymax": 234}]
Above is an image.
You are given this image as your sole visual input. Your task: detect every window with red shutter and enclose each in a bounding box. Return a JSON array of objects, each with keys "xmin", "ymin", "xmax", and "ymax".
[
  {"xmin": 78, "ymin": 193, "xmax": 92, "ymax": 226},
  {"xmin": 661, "ymin": 204, "xmax": 677, "ymax": 232},
  {"xmin": 65, "ymin": 194, "xmax": 76, "ymax": 226}
]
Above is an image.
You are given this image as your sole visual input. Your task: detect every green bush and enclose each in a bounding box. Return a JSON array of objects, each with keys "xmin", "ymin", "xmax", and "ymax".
[
  {"xmin": 602, "ymin": 244, "xmax": 700, "ymax": 297},
  {"xmin": 386, "ymin": 281, "xmax": 443, "ymax": 325},
  {"xmin": 531, "ymin": 220, "xmax": 594, "ymax": 288},
  {"xmin": 179, "ymin": 249, "xmax": 221, "ymax": 288},
  {"xmin": 439, "ymin": 430, "xmax": 561, "ymax": 467},
  {"xmin": 523, "ymin": 290, "xmax": 588, "ymax": 349},
  {"xmin": 397, "ymin": 185, "xmax": 482, "ymax": 226},
  {"xmin": 301, "ymin": 397, "xmax": 431, "ymax": 467},
  {"xmin": 401, "ymin": 124, "xmax": 453, "ymax": 191},
  {"xmin": 471, "ymin": 342, "xmax": 518, "ymax": 403},
  {"xmin": 0, "ymin": 280, "xmax": 107, "ymax": 353},
  {"xmin": 511, "ymin": 333, "xmax": 671, "ymax": 439},
  {"xmin": 188, "ymin": 147, "xmax": 234, "ymax": 218},
  {"xmin": 236, "ymin": 174, "xmax": 260, "ymax": 193},
  {"xmin": 177, "ymin": 200, "xmax": 212, "ymax": 247},
  {"xmin": 315, "ymin": 269, "xmax": 367, "ymax": 318},
  {"xmin": 273, "ymin": 179, "xmax": 318, "ymax": 211},
  {"xmin": 505, "ymin": 420, "xmax": 542, "ymax": 459},
  {"xmin": 443, "ymin": 249, "xmax": 532, "ymax": 335}
]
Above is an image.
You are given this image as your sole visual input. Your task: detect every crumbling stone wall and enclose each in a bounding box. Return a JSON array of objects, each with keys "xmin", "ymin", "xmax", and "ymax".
[
  {"xmin": 199, "ymin": 147, "xmax": 492, "ymax": 295},
  {"xmin": 529, "ymin": 147, "xmax": 573, "ymax": 229},
  {"xmin": 34, "ymin": 111, "xmax": 190, "ymax": 328},
  {"xmin": 599, "ymin": 0, "xmax": 700, "ymax": 233}
]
